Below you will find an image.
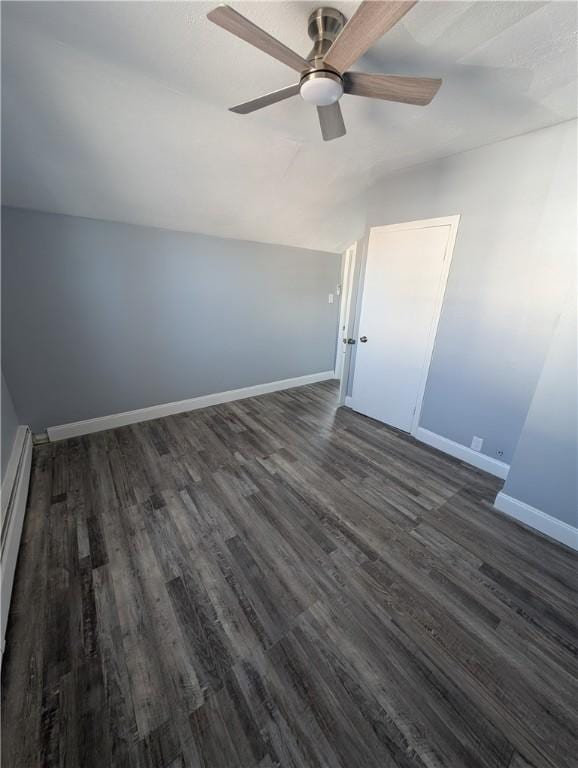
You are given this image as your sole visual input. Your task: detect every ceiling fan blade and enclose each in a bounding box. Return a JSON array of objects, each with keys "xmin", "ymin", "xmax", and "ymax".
[
  {"xmin": 230, "ymin": 83, "xmax": 301, "ymax": 114},
  {"xmin": 343, "ymin": 72, "xmax": 441, "ymax": 105},
  {"xmin": 324, "ymin": 1, "xmax": 417, "ymax": 73},
  {"xmin": 207, "ymin": 5, "xmax": 311, "ymax": 73},
  {"xmin": 317, "ymin": 103, "xmax": 346, "ymax": 141}
]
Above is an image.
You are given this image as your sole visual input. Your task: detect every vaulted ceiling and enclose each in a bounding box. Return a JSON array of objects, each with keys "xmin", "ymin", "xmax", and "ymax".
[{"xmin": 2, "ymin": 1, "xmax": 576, "ymax": 251}]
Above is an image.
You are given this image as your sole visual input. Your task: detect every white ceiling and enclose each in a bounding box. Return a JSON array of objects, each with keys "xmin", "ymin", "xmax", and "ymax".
[{"xmin": 2, "ymin": 1, "xmax": 576, "ymax": 252}]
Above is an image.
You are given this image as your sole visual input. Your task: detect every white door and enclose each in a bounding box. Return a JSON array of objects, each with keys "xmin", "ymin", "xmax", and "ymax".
[
  {"xmin": 336, "ymin": 243, "xmax": 357, "ymax": 402},
  {"xmin": 351, "ymin": 219, "xmax": 456, "ymax": 432}
]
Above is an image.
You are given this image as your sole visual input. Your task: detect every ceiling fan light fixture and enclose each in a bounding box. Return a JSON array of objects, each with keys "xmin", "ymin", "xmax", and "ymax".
[{"xmin": 300, "ymin": 71, "xmax": 343, "ymax": 106}]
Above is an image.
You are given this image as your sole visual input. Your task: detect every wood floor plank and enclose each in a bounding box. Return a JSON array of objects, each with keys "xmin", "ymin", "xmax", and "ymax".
[{"xmin": 2, "ymin": 380, "xmax": 577, "ymax": 768}]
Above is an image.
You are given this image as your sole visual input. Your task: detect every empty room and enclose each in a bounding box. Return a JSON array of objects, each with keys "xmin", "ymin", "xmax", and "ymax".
[{"xmin": 1, "ymin": 1, "xmax": 577, "ymax": 766}]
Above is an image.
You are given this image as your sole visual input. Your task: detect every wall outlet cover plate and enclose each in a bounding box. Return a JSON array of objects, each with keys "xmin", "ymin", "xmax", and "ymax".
[{"xmin": 471, "ymin": 436, "xmax": 483, "ymax": 452}]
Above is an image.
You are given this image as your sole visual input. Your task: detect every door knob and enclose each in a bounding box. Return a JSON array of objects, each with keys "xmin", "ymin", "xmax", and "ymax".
[{"xmin": 360, "ymin": 336, "xmax": 368, "ymax": 343}]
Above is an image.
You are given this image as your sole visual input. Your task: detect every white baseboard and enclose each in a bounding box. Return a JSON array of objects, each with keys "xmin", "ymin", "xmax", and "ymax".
[
  {"xmin": 1, "ymin": 426, "xmax": 33, "ymax": 657},
  {"xmin": 414, "ymin": 427, "xmax": 510, "ymax": 479},
  {"xmin": 47, "ymin": 371, "xmax": 336, "ymax": 441},
  {"xmin": 494, "ymin": 492, "xmax": 578, "ymax": 551},
  {"xmin": 342, "ymin": 406, "xmax": 508, "ymax": 479}
]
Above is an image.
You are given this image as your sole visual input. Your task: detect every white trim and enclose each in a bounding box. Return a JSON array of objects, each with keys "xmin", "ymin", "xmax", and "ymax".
[
  {"xmin": 415, "ymin": 427, "xmax": 510, "ymax": 479},
  {"xmin": 335, "ymin": 246, "xmax": 352, "ymax": 379},
  {"xmin": 47, "ymin": 371, "xmax": 336, "ymax": 441},
  {"xmin": 334, "ymin": 249, "xmax": 348, "ymax": 382},
  {"xmin": 337, "ymin": 242, "xmax": 358, "ymax": 405},
  {"xmin": 1, "ymin": 426, "xmax": 33, "ymax": 657},
  {"xmin": 1, "ymin": 426, "xmax": 28, "ymax": 527},
  {"xmin": 494, "ymin": 492, "xmax": 578, "ymax": 551},
  {"xmin": 345, "ymin": 396, "xmax": 353, "ymax": 407},
  {"xmin": 371, "ymin": 216, "xmax": 460, "ymax": 235}
]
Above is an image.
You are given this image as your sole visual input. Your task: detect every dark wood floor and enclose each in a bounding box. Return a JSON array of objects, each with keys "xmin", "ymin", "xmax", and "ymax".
[{"xmin": 2, "ymin": 381, "xmax": 577, "ymax": 768}]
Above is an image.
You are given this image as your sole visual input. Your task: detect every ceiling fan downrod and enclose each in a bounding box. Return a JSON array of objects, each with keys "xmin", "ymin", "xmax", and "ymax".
[{"xmin": 306, "ymin": 7, "xmax": 346, "ymax": 63}]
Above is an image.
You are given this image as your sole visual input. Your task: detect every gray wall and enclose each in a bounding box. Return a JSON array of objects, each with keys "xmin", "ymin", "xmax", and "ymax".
[
  {"xmin": 2, "ymin": 208, "xmax": 340, "ymax": 432},
  {"xmin": 1, "ymin": 372, "xmax": 20, "ymax": 481},
  {"xmin": 501, "ymin": 294, "xmax": 577, "ymax": 526},
  {"xmin": 348, "ymin": 119, "xmax": 576, "ymax": 465}
]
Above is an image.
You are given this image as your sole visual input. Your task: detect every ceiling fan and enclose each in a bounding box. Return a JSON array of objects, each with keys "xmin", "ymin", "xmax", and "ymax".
[{"xmin": 207, "ymin": 1, "xmax": 442, "ymax": 141}]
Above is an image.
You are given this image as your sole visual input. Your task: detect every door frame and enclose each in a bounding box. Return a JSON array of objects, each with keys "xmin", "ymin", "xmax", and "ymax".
[
  {"xmin": 351, "ymin": 215, "xmax": 460, "ymax": 435},
  {"xmin": 335, "ymin": 242, "xmax": 357, "ymax": 393}
]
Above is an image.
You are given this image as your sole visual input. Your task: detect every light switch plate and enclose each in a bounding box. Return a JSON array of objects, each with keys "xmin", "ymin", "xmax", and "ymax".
[{"xmin": 328, "ymin": 293, "xmax": 334, "ymax": 304}]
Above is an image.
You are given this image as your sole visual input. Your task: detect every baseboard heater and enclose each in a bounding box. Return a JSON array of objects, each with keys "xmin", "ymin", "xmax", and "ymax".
[{"xmin": 1, "ymin": 426, "xmax": 33, "ymax": 658}]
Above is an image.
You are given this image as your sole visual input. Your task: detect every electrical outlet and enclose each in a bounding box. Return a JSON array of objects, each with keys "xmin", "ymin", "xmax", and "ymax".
[
  {"xmin": 471, "ymin": 436, "xmax": 483, "ymax": 452},
  {"xmin": 496, "ymin": 449, "xmax": 504, "ymax": 457}
]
